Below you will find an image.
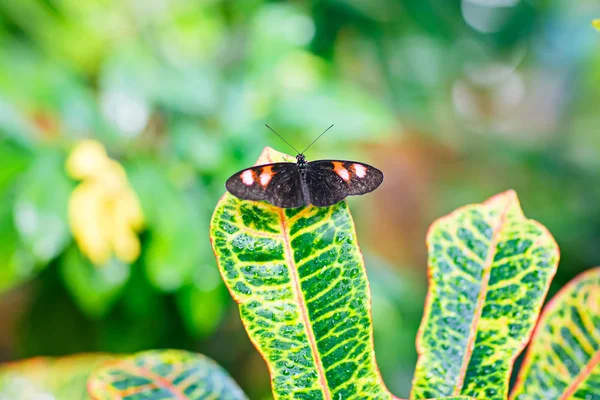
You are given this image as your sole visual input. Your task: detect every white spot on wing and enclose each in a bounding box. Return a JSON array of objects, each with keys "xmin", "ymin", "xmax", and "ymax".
[
  {"xmin": 241, "ymin": 170, "xmax": 254, "ymax": 185},
  {"xmin": 338, "ymin": 168, "xmax": 350, "ymax": 181},
  {"xmin": 260, "ymin": 173, "xmax": 272, "ymax": 186},
  {"xmin": 353, "ymin": 163, "xmax": 367, "ymax": 178}
]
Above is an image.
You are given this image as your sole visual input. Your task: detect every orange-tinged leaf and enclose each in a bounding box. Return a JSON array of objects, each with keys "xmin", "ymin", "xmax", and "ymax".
[
  {"xmin": 0, "ymin": 353, "xmax": 113, "ymax": 399},
  {"xmin": 87, "ymin": 349, "xmax": 247, "ymax": 399},
  {"xmin": 411, "ymin": 190, "xmax": 559, "ymax": 399},
  {"xmin": 510, "ymin": 267, "xmax": 600, "ymax": 400}
]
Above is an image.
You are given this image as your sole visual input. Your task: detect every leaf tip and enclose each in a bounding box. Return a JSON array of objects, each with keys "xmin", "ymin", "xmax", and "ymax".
[
  {"xmin": 255, "ymin": 147, "xmax": 295, "ymax": 165},
  {"xmin": 482, "ymin": 189, "xmax": 520, "ymax": 214},
  {"xmin": 426, "ymin": 190, "xmax": 519, "ymax": 243}
]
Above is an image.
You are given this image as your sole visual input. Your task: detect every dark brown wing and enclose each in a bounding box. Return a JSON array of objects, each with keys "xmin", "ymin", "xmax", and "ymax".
[
  {"xmin": 306, "ymin": 160, "xmax": 383, "ymax": 207},
  {"xmin": 225, "ymin": 162, "xmax": 305, "ymax": 208}
]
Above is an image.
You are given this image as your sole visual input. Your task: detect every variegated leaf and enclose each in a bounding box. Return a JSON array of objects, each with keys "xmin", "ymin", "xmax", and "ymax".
[
  {"xmin": 411, "ymin": 190, "xmax": 559, "ymax": 400},
  {"xmin": 0, "ymin": 353, "xmax": 113, "ymax": 399},
  {"xmin": 210, "ymin": 147, "xmax": 394, "ymax": 400},
  {"xmin": 87, "ymin": 349, "xmax": 247, "ymax": 399},
  {"xmin": 511, "ymin": 267, "xmax": 600, "ymax": 400}
]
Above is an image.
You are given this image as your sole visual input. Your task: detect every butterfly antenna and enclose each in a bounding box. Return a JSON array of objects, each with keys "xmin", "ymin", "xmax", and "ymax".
[
  {"xmin": 265, "ymin": 124, "xmax": 301, "ymax": 154},
  {"xmin": 301, "ymin": 124, "xmax": 334, "ymax": 154}
]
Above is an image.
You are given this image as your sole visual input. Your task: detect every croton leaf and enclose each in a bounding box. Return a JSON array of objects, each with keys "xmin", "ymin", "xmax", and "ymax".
[
  {"xmin": 0, "ymin": 353, "xmax": 113, "ymax": 399},
  {"xmin": 411, "ymin": 190, "xmax": 560, "ymax": 400},
  {"xmin": 211, "ymin": 147, "xmax": 396, "ymax": 399},
  {"xmin": 87, "ymin": 349, "xmax": 247, "ymax": 399},
  {"xmin": 510, "ymin": 267, "xmax": 600, "ymax": 400}
]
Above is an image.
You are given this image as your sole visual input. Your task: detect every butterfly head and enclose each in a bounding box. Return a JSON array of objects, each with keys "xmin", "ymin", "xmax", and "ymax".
[{"xmin": 296, "ymin": 153, "xmax": 307, "ymax": 166}]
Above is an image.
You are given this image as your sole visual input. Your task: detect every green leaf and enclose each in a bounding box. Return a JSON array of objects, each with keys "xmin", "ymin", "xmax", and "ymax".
[
  {"xmin": 128, "ymin": 160, "xmax": 210, "ymax": 292},
  {"xmin": 411, "ymin": 190, "xmax": 560, "ymax": 400},
  {"xmin": 0, "ymin": 353, "xmax": 113, "ymax": 399},
  {"xmin": 176, "ymin": 278, "xmax": 228, "ymax": 339},
  {"xmin": 60, "ymin": 246, "xmax": 130, "ymax": 318},
  {"xmin": 210, "ymin": 147, "xmax": 393, "ymax": 399},
  {"xmin": 0, "ymin": 140, "xmax": 31, "ymax": 194},
  {"xmin": 0, "ymin": 100, "xmax": 38, "ymax": 146},
  {"xmin": 510, "ymin": 267, "xmax": 600, "ymax": 400},
  {"xmin": 87, "ymin": 349, "xmax": 247, "ymax": 400},
  {"xmin": 0, "ymin": 196, "xmax": 34, "ymax": 293},
  {"xmin": 13, "ymin": 150, "xmax": 72, "ymax": 263}
]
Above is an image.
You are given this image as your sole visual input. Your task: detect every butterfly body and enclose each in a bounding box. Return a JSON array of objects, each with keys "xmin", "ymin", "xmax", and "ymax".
[{"xmin": 226, "ymin": 154, "xmax": 383, "ymax": 208}]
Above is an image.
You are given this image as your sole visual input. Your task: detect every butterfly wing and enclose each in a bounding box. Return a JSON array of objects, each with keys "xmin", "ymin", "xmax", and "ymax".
[
  {"xmin": 306, "ymin": 160, "xmax": 383, "ymax": 207},
  {"xmin": 225, "ymin": 162, "xmax": 305, "ymax": 208}
]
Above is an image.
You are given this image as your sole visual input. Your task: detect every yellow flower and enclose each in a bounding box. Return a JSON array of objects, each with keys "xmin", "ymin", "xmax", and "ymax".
[
  {"xmin": 66, "ymin": 140, "xmax": 144, "ymax": 265},
  {"xmin": 594, "ymin": 19, "xmax": 600, "ymax": 31}
]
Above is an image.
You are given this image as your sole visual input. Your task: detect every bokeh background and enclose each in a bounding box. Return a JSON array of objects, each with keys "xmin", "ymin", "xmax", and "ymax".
[{"xmin": 0, "ymin": 0, "xmax": 599, "ymax": 398}]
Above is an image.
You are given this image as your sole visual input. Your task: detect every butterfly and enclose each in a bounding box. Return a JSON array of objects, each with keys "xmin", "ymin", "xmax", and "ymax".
[{"xmin": 225, "ymin": 125, "xmax": 384, "ymax": 208}]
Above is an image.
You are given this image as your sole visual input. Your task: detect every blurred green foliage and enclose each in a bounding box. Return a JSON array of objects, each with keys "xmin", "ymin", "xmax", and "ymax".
[{"xmin": 0, "ymin": 0, "xmax": 599, "ymax": 398}]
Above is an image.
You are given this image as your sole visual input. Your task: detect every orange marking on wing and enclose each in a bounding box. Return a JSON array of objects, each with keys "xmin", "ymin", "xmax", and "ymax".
[
  {"xmin": 259, "ymin": 165, "xmax": 275, "ymax": 187},
  {"xmin": 241, "ymin": 170, "xmax": 255, "ymax": 185},
  {"xmin": 332, "ymin": 161, "xmax": 351, "ymax": 181},
  {"xmin": 352, "ymin": 163, "xmax": 367, "ymax": 178}
]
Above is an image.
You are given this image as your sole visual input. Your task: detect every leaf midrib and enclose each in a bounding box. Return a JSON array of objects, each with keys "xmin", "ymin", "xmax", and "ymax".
[
  {"xmin": 117, "ymin": 364, "xmax": 187, "ymax": 399},
  {"xmin": 453, "ymin": 198, "xmax": 512, "ymax": 395},
  {"xmin": 278, "ymin": 208, "xmax": 331, "ymax": 400},
  {"xmin": 559, "ymin": 348, "xmax": 600, "ymax": 399}
]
